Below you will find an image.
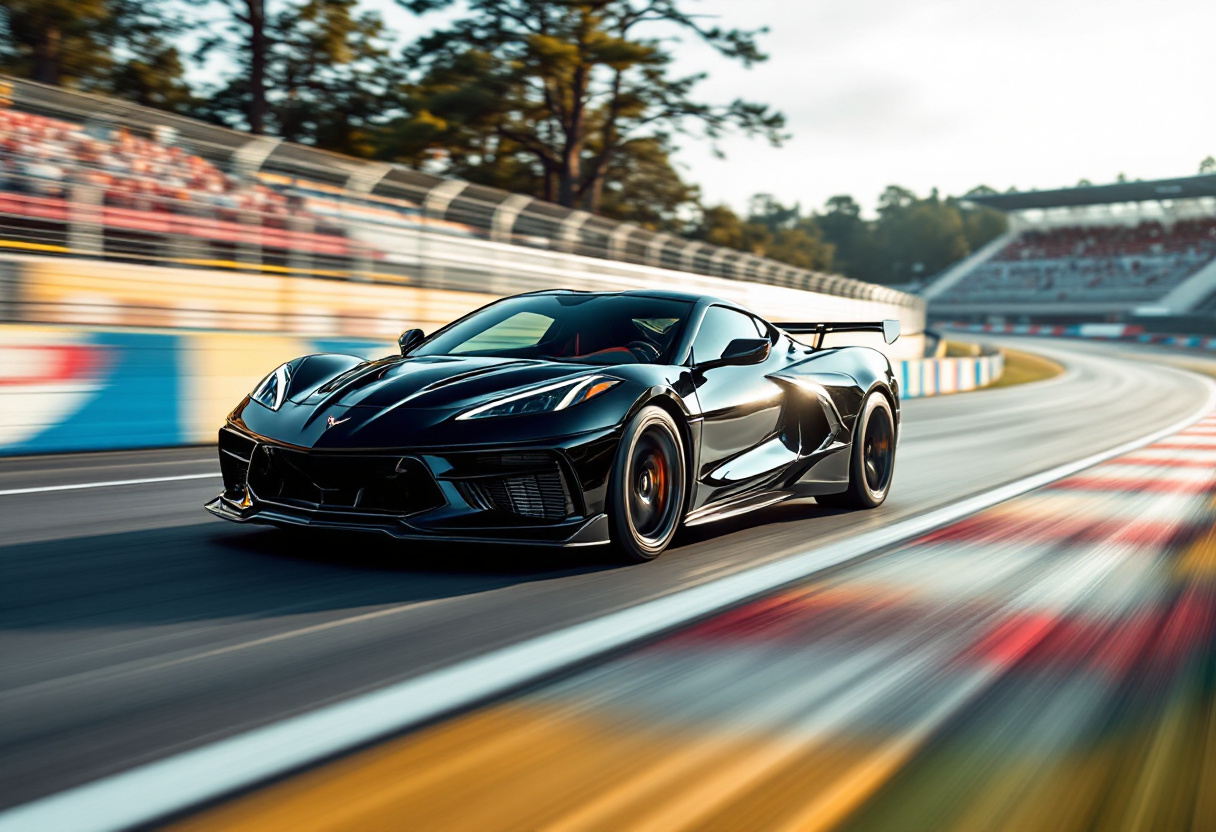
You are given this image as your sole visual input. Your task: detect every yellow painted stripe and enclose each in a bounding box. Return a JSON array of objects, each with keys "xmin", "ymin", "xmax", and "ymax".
[
  {"xmin": 166, "ymin": 705, "xmax": 683, "ymax": 832},
  {"xmin": 170, "ymin": 258, "xmax": 365, "ymax": 280},
  {"xmin": 1174, "ymin": 522, "xmax": 1216, "ymax": 579},
  {"xmin": 166, "ymin": 697, "xmax": 934, "ymax": 832},
  {"xmin": 1, "ymin": 241, "xmax": 400, "ymax": 281},
  {"xmin": 1193, "ymin": 681, "xmax": 1216, "ymax": 832},
  {"xmin": 770, "ymin": 737, "xmax": 935, "ymax": 832},
  {"xmin": 0, "ymin": 239, "xmax": 71, "ymax": 253}
]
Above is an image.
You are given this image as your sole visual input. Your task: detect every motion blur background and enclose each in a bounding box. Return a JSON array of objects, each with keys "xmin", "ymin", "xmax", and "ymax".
[{"xmin": 2, "ymin": 1, "xmax": 1216, "ymax": 830}]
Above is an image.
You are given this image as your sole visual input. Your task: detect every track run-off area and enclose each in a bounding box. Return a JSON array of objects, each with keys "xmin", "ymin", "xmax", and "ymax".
[{"xmin": 2, "ymin": 338, "xmax": 1215, "ymax": 831}]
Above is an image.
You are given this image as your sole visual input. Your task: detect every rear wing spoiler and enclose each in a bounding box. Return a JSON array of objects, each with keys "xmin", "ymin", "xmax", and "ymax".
[{"xmin": 774, "ymin": 319, "xmax": 900, "ymax": 349}]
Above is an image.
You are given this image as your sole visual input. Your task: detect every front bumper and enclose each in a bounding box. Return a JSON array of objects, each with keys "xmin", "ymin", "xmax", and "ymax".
[
  {"xmin": 204, "ymin": 496, "xmax": 610, "ymax": 546},
  {"xmin": 205, "ymin": 425, "xmax": 617, "ymax": 547}
]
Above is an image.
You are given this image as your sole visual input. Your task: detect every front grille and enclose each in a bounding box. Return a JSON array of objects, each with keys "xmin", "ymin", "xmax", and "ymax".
[
  {"xmin": 469, "ymin": 452, "xmax": 552, "ymax": 470},
  {"xmin": 246, "ymin": 447, "xmax": 443, "ymax": 516},
  {"xmin": 218, "ymin": 428, "xmax": 257, "ymax": 500},
  {"xmin": 463, "ymin": 467, "xmax": 572, "ymax": 521}
]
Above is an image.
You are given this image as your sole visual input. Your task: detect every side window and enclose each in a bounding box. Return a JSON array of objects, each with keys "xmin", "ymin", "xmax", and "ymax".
[{"xmin": 692, "ymin": 306, "xmax": 765, "ymax": 364}]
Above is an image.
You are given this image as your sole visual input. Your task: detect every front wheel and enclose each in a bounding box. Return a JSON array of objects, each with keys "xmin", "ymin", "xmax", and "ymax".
[
  {"xmin": 818, "ymin": 392, "xmax": 895, "ymax": 510},
  {"xmin": 608, "ymin": 406, "xmax": 687, "ymax": 562}
]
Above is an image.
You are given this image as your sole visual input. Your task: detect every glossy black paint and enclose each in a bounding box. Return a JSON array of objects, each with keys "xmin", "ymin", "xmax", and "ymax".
[
  {"xmin": 397, "ymin": 328, "xmax": 425, "ymax": 355},
  {"xmin": 206, "ymin": 289, "xmax": 901, "ymax": 547}
]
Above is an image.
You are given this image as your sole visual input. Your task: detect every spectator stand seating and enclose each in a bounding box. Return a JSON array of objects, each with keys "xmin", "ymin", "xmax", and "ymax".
[
  {"xmin": 0, "ymin": 106, "xmax": 352, "ymax": 270},
  {"xmin": 940, "ymin": 219, "xmax": 1216, "ymax": 304}
]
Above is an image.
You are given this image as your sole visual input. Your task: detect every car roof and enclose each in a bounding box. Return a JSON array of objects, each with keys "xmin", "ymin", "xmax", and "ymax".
[{"xmin": 520, "ymin": 288, "xmax": 751, "ymax": 312}]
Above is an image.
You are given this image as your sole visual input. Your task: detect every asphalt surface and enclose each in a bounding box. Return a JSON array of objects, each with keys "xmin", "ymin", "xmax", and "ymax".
[
  {"xmin": 173, "ymin": 397, "xmax": 1216, "ymax": 832},
  {"xmin": 0, "ymin": 338, "xmax": 1211, "ymax": 810}
]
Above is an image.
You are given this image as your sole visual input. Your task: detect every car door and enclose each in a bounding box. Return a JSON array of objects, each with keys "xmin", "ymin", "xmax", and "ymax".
[{"xmin": 687, "ymin": 305, "xmax": 793, "ymax": 510}]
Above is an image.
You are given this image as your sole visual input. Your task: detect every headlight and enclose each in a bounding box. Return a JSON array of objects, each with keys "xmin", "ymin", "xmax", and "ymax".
[
  {"xmin": 456, "ymin": 375, "xmax": 620, "ymax": 420},
  {"xmin": 251, "ymin": 363, "xmax": 292, "ymax": 411}
]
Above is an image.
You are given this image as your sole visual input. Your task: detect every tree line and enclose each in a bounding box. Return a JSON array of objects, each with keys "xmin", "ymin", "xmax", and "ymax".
[
  {"xmin": 691, "ymin": 187, "xmax": 1007, "ymax": 287},
  {"xmin": 0, "ymin": 0, "xmax": 1007, "ymax": 284}
]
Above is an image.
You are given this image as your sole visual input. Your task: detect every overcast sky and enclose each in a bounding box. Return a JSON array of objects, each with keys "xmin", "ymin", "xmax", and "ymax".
[
  {"xmin": 663, "ymin": 0, "xmax": 1216, "ymax": 215},
  {"xmin": 361, "ymin": 0, "xmax": 1215, "ymax": 216}
]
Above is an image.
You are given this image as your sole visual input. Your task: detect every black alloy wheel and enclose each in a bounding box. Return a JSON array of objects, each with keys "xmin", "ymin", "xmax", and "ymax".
[
  {"xmin": 609, "ymin": 406, "xmax": 686, "ymax": 562},
  {"xmin": 861, "ymin": 400, "xmax": 894, "ymax": 496},
  {"xmin": 818, "ymin": 392, "xmax": 895, "ymax": 510}
]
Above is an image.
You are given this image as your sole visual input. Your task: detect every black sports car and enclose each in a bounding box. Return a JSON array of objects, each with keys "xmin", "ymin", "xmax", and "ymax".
[{"xmin": 206, "ymin": 289, "xmax": 901, "ymax": 561}]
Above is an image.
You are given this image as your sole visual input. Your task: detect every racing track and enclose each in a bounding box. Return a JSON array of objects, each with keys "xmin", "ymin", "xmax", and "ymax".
[{"xmin": 0, "ymin": 338, "xmax": 1212, "ymax": 819}]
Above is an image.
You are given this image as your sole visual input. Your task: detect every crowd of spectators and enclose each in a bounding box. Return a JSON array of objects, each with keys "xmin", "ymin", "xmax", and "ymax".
[
  {"xmin": 0, "ymin": 107, "xmax": 306, "ymax": 223},
  {"xmin": 945, "ymin": 219, "xmax": 1216, "ymax": 304},
  {"xmin": 994, "ymin": 220, "xmax": 1216, "ymax": 261}
]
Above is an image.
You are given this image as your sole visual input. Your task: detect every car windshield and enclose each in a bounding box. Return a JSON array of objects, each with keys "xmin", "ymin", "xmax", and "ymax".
[{"xmin": 412, "ymin": 294, "xmax": 694, "ymax": 365}]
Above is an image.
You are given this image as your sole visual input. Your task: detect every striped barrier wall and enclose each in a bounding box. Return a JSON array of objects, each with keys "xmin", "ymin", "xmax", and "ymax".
[
  {"xmin": 0, "ymin": 326, "xmax": 1005, "ymax": 455},
  {"xmin": 943, "ymin": 321, "xmax": 1216, "ymax": 350},
  {"xmin": 899, "ymin": 352, "xmax": 1004, "ymax": 398}
]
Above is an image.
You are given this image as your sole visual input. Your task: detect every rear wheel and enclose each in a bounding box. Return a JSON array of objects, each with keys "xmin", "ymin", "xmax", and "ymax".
[
  {"xmin": 818, "ymin": 392, "xmax": 895, "ymax": 510},
  {"xmin": 608, "ymin": 406, "xmax": 686, "ymax": 562}
]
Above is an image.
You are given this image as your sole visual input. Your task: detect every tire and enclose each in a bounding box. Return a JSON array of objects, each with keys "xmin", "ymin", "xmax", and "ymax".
[
  {"xmin": 608, "ymin": 405, "xmax": 687, "ymax": 562},
  {"xmin": 817, "ymin": 392, "xmax": 895, "ymax": 510}
]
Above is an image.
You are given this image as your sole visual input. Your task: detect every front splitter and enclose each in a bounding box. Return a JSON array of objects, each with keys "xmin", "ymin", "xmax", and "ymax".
[{"xmin": 204, "ymin": 497, "xmax": 611, "ymax": 547}]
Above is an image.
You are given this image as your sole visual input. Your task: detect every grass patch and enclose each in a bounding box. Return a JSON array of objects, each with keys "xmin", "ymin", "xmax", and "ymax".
[
  {"xmin": 942, "ymin": 340, "xmax": 983, "ymax": 357},
  {"xmin": 987, "ymin": 348, "xmax": 1065, "ymax": 388}
]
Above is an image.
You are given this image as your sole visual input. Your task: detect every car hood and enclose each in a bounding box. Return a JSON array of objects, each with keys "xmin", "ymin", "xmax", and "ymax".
[
  {"xmin": 291, "ymin": 354, "xmax": 597, "ymax": 411},
  {"xmin": 235, "ymin": 354, "xmax": 629, "ymax": 450}
]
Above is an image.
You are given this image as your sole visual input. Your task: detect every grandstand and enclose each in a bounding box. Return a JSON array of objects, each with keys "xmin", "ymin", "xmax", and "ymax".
[
  {"xmin": 0, "ymin": 103, "xmax": 354, "ymax": 273},
  {"xmin": 0, "ymin": 109, "xmax": 288, "ymax": 216},
  {"xmin": 925, "ymin": 176, "xmax": 1216, "ymax": 327}
]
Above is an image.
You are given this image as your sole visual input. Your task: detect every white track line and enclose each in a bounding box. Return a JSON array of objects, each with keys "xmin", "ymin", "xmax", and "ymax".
[
  {"xmin": 2, "ymin": 373, "xmax": 1214, "ymax": 832},
  {"xmin": 0, "ymin": 473, "xmax": 220, "ymax": 497}
]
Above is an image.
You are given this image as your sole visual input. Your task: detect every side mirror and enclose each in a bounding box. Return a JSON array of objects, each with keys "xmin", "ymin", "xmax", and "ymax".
[
  {"xmin": 882, "ymin": 319, "xmax": 900, "ymax": 345},
  {"xmin": 398, "ymin": 328, "xmax": 425, "ymax": 356},
  {"xmin": 699, "ymin": 338, "xmax": 770, "ymax": 370}
]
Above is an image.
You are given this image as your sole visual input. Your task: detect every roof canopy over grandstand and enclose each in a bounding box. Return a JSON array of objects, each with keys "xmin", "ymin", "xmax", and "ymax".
[{"xmin": 963, "ymin": 175, "xmax": 1216, "ymax": 212}]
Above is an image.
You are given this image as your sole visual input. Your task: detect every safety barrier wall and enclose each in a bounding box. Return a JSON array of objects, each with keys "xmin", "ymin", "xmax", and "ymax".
[
  {"xmin": 898, "ymin": 352, "xmax": 1005, "ymax": 398},
  {"xmin": 0, "ymin": 253, "xmax": 925, "ymax": 359},
  {"xmin": 1, "ymin": 325, "xmax": 1003, "ymax": 455},
  {"xmin": 0, "ymin": 325, "xmax": 382, "ymax": 454},
  {"xmin": 943, "ymin": 321, "xmax": 1216, "ymax": 350}
]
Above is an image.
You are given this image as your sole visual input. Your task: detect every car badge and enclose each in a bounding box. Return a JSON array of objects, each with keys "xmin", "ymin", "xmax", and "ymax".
[{"xmin": 326, "ymin": 415, "xmax": 350, "ymax": 429}]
